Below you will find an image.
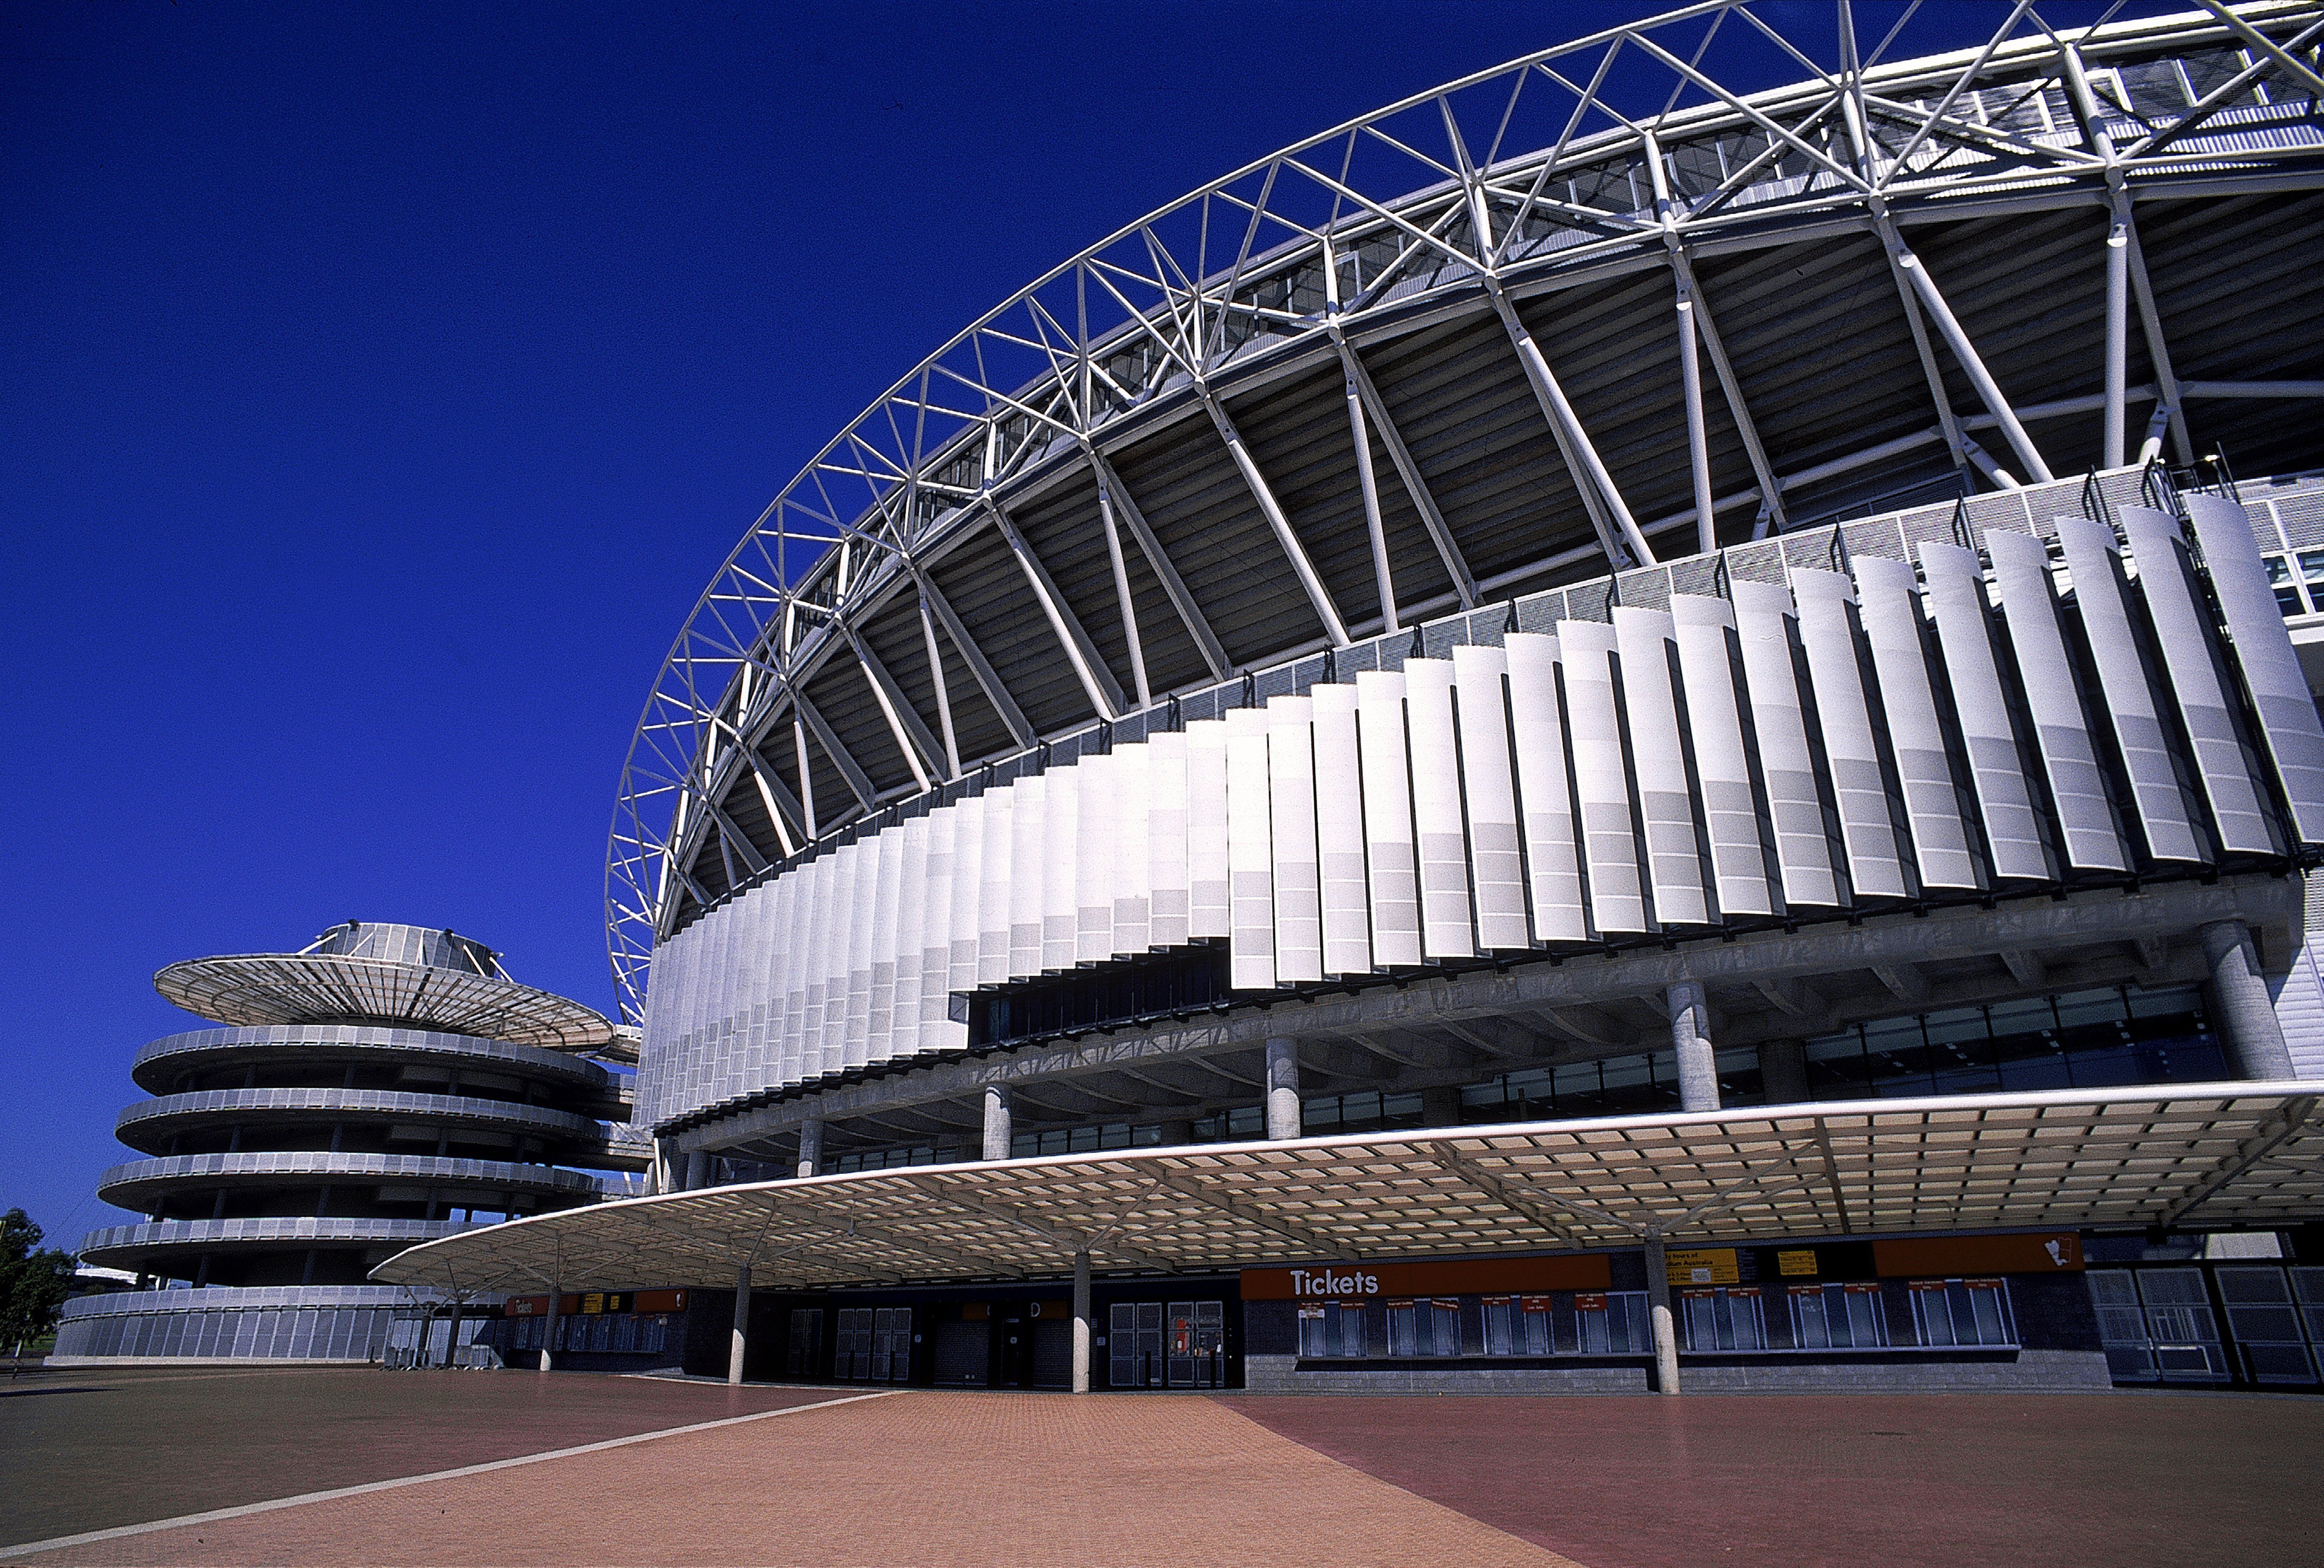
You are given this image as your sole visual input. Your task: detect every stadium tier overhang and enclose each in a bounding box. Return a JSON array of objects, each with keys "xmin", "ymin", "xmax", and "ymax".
[
  {"xmin": 373, "ymin": 1083, "xmax": 2324, "ymax": 1294},
  {"xmin": 608, "ymin": 0, "xmax": 2324, "ymax": 1013}
]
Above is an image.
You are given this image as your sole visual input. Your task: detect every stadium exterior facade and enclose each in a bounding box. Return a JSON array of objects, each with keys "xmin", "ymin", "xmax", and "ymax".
[
  {"xmin": 381, "ymin": 3, "xmax": 2324, "ymax": 1394},
  {"xmin": 51, "ymin": 923, "xmax": 648, "ymax": 1366}
]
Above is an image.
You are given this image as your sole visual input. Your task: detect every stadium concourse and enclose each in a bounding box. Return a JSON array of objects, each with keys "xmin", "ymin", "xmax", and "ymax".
[{"xmin": 375, "ymin": 1, "xmax": 2324, "ymax": 1399}]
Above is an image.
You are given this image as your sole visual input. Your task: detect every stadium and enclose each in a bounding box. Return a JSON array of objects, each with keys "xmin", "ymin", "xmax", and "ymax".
[{"xmin": 377, "ymin": 1, "xmax": 2324, "ymax": 1395}]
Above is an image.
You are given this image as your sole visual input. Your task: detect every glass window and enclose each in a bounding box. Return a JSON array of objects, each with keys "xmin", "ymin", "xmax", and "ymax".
[
  {"xmin": 1482, "ymin": 1297, "xmax": 1515, "ymax": 1356},
  {"xmin": 1911, "ymin": 1278, "xmax": 2017, "ymax": 1347},
  {"xmin": 1680, "ymin": 1288, "xmax": 1766, "ymax": 1351},
  {"xmin": 1385, "ymin": 1300, "xmax": 1418, "ymax": 1357},
  {"xmin": 2269, "ymin": 555, "xmax": 2307, "ymax": 617},
  {"xmin": 1299, "ymin": 1305, "xmax": 1327, "ymax": 1357},
  {"xmin": 1331, "ymin": 1301, "xmax": 1367, "ymax": 1358},
  {"xmin": 1429, "ymin": 1299, "xmax": 1462, "ymax": 1357}
]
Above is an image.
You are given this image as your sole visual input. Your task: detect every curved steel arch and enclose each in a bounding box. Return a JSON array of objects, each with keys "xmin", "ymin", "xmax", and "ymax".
[{"xmin": 608, "ymin": 0, "xmax": 2324, "ymax": 1021}]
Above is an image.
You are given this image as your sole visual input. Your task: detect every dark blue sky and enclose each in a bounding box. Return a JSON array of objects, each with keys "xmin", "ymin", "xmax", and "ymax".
[{"xmin": 1, "ymin": 2, "xmax": 2089, "ymax": 1244}]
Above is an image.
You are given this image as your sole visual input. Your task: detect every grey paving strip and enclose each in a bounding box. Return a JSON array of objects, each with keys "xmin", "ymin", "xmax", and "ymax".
[{"xmin": 0, "ymin": 1388, "xmax": 905, "ymax": 1560}]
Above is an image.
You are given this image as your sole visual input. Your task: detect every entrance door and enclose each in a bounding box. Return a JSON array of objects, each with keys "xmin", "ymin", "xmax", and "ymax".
[
  {"xmin": 2214, "ymin": 1267, "xmax": 2317, "ymax": 1385},
  {"xmin": 2089, "ymin": 1268, "xmax": 2229, "ymax": 1382},
  {"xmin": 997, "ymin": 1315, "xmax": 1027, "ymax": 1387},
  {"xmin": 931, "ymin": 1317, "xmax": 988, "ymax": 1386},
  {"xmin": 1165, "ymin": 1301, "xmax": 1226, "ymax": 1388},
  {"xmin": 785, "ymin": 1308, "xmax": 823, "ymax": 1377},
  {"xmin": 1110, "ymin": 1302, "xmax": 1164, "ymax": 1388},
  {"xmin": 870, "ymin": 1307, "xmax": 912, "ymax": 1382},
  {"xmin": 834, "ymin": 1307, "xmax": 873, "ymax": 1379}
]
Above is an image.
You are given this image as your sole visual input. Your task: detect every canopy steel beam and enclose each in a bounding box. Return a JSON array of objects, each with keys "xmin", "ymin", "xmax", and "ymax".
[
  {"xmin": 1088, "ymin": 447, "xmax": 1232, "ymax": 683},
  {"xmin": 1197, "ymin": 385, "xmax": 1352, "ymax": 648},
  {"xmin": 912, "ymin": 565, "xmax": 1037, "ymax": 750},
  {"xmin": 986, "ymin": 497, "xmax": 1127, "ymax": 721}
]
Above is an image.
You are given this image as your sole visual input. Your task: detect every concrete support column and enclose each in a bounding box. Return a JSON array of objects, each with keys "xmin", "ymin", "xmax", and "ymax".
[
  {"xmin": 539, "ymin": 1281, "xmax": 560, "ymax": 1373},
  {"xmin": 982, "ymin": 1086, "xmax": 1013, "ymax": 1162},
  {"xmin": 1264, "ymin": 1037, "xmax": 1302, "ymax": 1141},
  {"xmin": 1421, "ymin": 1085, "xmax": 1461, "ymax": 1129},
  {"xmin": 442, "ymin": 1301, "xmax": 462, "ymax": 1369},
  {"xmin": 684, "ymin": 1149, "xmax": 713, "ymax": 1192},
  {"xmin": 1759, "ymin": 1040, "xmax": 1811, "ymax": 1106},
  {"xmin": 728, "ymin": 1265, "xmax": 752, "ymax": 1386},
  {"xmin": 1668, "ymin": 980, "xmax": 1719, "ymax": 1112},
  {"xmin": 1643, "ymin": 1236, "xmax": 1681, "ymax": 1395},
  {"xmin": 1071, "ymin": 1250, "xmax": 1092, "ymax": 1395},
  {"xmin": 796, "ymin": 1119, "xmax": 824, "ymax": 1180},
  {"xmin": 2201, "ymin": 920, "xmax": 2296, "ymax": 1081}
]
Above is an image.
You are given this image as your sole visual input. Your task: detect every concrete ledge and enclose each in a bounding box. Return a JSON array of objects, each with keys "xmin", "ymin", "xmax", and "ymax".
[
  {"xmin": 1243, "ymin": 1354, "xmax": 1652, "ymax": 1394},
  {"xmin": 42, "ymin": 1356, "xmax": 380, "ymax": 1368},
  {"xmin": 1242, "ymin": 1350, "xmax": 2115, "ymax": 1394}
]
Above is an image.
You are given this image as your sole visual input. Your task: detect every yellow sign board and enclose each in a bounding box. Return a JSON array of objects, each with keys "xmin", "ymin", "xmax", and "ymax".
[
  {"xmin": 1664, "ymin": 1247, "xmax": 1739, "ymax": 1286},
  {"xmin": 581, "ymin": 1293, "xmax": 605, "ymax": 1314},
  {"xmin": 1777, "ymin": 1250, "xmax": 1819, "ymax": 1278}
]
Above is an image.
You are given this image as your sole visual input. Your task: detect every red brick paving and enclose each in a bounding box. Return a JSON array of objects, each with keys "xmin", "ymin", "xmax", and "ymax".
[
  {"xmin": 0, "ymin": 1366, "xmax": 830, "ymax": 1545},
  {"xmin": 21, "ymin": 1390, "xmax": 1572, "ymax": 1568},
  {"xmin": 1222, "ymin": 1391, "xmax": 2324, "ymax": 1568}
]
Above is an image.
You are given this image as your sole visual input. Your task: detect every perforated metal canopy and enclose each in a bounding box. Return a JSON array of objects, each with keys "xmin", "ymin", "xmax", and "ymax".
[
  {"xmin": 155, "ymin": 954, "xmax": 616, "ymax": 1052},
  {"xmin": 372, "ymin": 1083, "xmax": 2324, "ymax": 1295}
]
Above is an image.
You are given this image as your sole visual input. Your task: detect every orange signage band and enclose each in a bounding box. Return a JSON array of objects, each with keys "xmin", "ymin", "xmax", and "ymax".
[
  {"xmin": 1873, "ymin": 1233, "xmax": 2083, "ymax": 1278},
  {"xmin": 1240, "ymin": 1255, "xmax": 1611, "ymax": 1301}
]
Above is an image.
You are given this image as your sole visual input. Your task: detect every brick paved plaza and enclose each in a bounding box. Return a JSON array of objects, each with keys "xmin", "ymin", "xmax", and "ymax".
[{"xmin": 3, "ymin": 1367, "xmax": 2321, "ymax": 1566}]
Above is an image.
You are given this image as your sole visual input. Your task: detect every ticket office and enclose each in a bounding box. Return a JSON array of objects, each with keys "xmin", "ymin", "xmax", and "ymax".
[{"xmin": 1252, "ymin": 1235, "xmax": 2094, "ymax": 1369}]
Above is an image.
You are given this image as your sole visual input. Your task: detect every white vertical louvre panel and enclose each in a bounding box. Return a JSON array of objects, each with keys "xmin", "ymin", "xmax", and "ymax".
[
  {"xmin": 918, "ymin": 805, "xmax": 954, "ymax": 1053},
  {"xmin": 1789, "ymin": 568, "xmax": 1909, "ymax": 900},
  {"xmin": 1558, "ymin": 620, "xmax": 1650, "ymax": 933},
  {"xmin": 1187, "ymin": 720, "xmax": 1232, "ymax": 941},
  {"xmin": 1355, "ymin": 670, "xmax": 1423, "ymax": 966},
  {"xmin": 779, "ymin": 861, "xmax": 815, "ymax": 1085},
  {"xmin": 1008, "ymin": 776, "xmax": 1045, "ymax": 982},
  {"xmin": 1451, "ymin": 645, "xmax": 1532, "ymax": 949},
  {"xmin": 814, "ymin": 846, "xmax": 855, "ymax": 1076},
  {"xmin": 843, "ymin": 835, "xmax": 883, "ymax": 1068},
  {"xmin": 2054, "ymin": 514, "xmax": 2205, "ymax": 863},
  {"xmin": 1851, "ymin": 556, "xmax": 1981, "ymax": 890},
  {"xmin": 1267, "ymin": 696, "xmax": 1324, "ymax": 983},
  {"xmin": 891, "ymin": 815, "xmax": 930, "ymax": 1060},
  {"xmin": 794, "ymin": 852, "xmax": 830, "ymax": 1079},
  {"xmin": 734, "ymin": 885, "xmax": 769, "ymax": 1095},
  {"xmin": 1076, "ymin": 752, "xmax": 1116, "ymax": 966},
  {"xmin": 972, "ymin": 786, "xmax": 1011, "ymax": 987},
  {"xmin": 1729, "ymin": 581, "xmax": 1842, "ymax": 907},
  {"xmin": 1043, "ymin": 765, "xmax": 1082, "ymax": 972},
  {"xmin": 875, "ymin": 821, "xmax": 917, "ymax": 1062},
  {"xmin": 1147, "ymin": 731, "xmax": 1192, "ymax": 949},
  {"xmin": 1403, "ymin": 657, "xmax": 1477, "ymax": 958},
  {"xmin": 1504, "ymin": 632, "xmax": 1588, "ymax": 941},
  {"xmin": 947, "ymin": 795, "xmax": 983, "ymax": 1008},
  {"xmin": 1111, "ymin": 742, "xmax": 1152, "ymax": 957},
  {"xmin": 1916, "ymin": 542, "xmax": 2052, "ymax": 882},
  {"xmin": 1985, "ymin": 528, "xmax": 2129, "ymax": 872},
  {"xmin": 2185, "ymin": 490, "xmax": 2324, "ymax": 844},
  {"xmin": 1225, "ymin": 707, "xmax": 1277, "ymax": 989},
  {"xmin": 2119, "ymin": 505, "xmax": 2278, "ymax": 855},
  {"xmin": 747, "ymin": 876, "xmax": 784, "ymax": 1090},
  {"xmin": 1310, "ymin": 683, "xmax": 1374, "ymax": 975},
  {"xmin": 1611, "ymin": 607, "xmax": 1711, "ymax": 926},
  {"xmin": 1669, "ymin": 596, "xmax": 1775, "ymax": 917}
]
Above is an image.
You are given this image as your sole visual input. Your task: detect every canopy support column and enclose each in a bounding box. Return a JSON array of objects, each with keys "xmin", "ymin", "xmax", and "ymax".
[
  {"xmin": 1265, "ymin": 1037, "xmax": 1302, "ymax": 1141},
  {"xmin": 1644, "ymin": 1235, "xmax": 1681, "ymax": 1395},
  {"xmin": 1071, "ymin": 1250, "xmax": 1093, "ymax": 1395},
  {"xmin": 728, "ymin": 1264, "xmax": 752, "ymax": 1386}
]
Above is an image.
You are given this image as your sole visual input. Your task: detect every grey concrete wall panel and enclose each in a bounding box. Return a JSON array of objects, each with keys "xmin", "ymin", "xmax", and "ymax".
[
  {"xmin": 2185, "ymin": 491, "xmax": 2324, "ymax": 846},
  {"xmin": 1669, "ymin": 595, "xmax": 1775, "ymax": 918},
  {"xmin": 1916, "ymin": 541, "xmax": 2052, "ymax": 883},
  {"xmin": 1268, "ymin": 696, "xmax": 1326, "ymax": 984},
  {"xmin": 1612, "ymin": 607, "xmax": 1712, "ymax": 927},
  {"xmin": 1788, "ymin": 568, "xmax": 1909, "ymax": 900},
  {"xmin": 1504, "ymin": 633, "xmax": 1590, "ymax": 942},
  {"xmin": 1557, "ymin": 620, "xmax": 1650, "ymax": 933},
  {"xmin": 1729, "ymin": 581, "xmax": 1842, "ymax": 908},
  {"xmin": 2118, "ymin": 505, "xmax": 2277, "ymax": 856},
  {"xmin": 1311, "ymin": 683, "xmax": 1375, "ymax": 975},
  {"xmin": 1355, "ymin": 671, "xmax": 1424, "ymax": 967},
  {"xmin": 1984, "ymin": 528, "xmax": 2130, "ymax": 873},
  {"xmin": 1186, "ymin": 720, "xmax": 1233, "ymax": 941},
  {"xmin": 1851, "ymin": 555, "xmax": 1980, "ymax": 890},
  {"xmin": 2054, "ymin": 513, "xmax": 2205, "ymax": 863},
  {"xmin": 1226, "ymin": 707, "xmax": 1278, "ymax": 990},
  {"xmin": 1405, "ymin": 658, "xmax": 1479, "ymax": 958},
  {"xmin": 1451, "ymin": 645, "xmax": 1533, "ymax": 951}
]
